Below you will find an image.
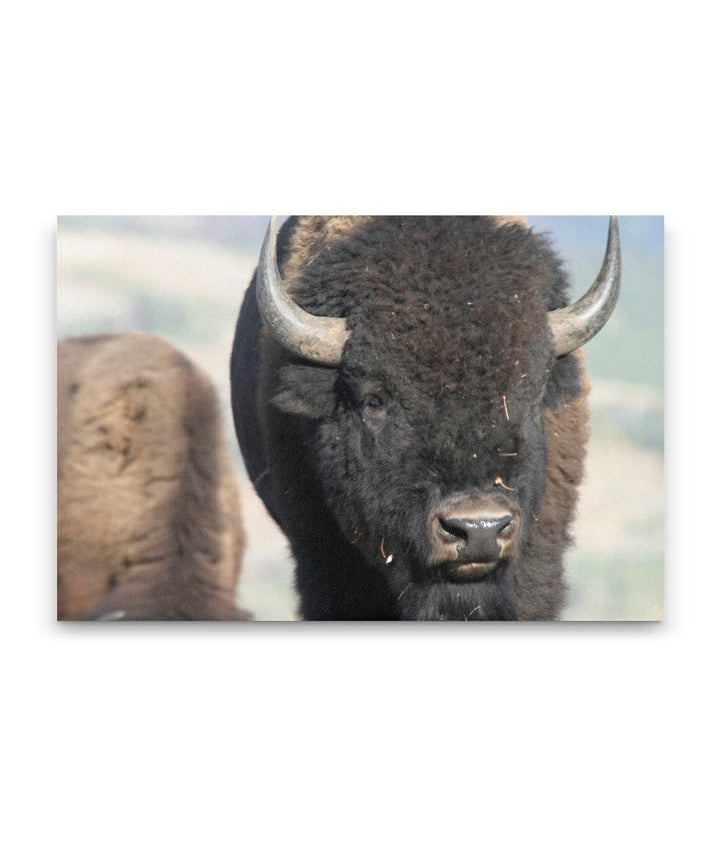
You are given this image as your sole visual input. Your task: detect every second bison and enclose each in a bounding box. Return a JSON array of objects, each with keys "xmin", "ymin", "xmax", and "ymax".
[{"xmin": 58, "ymin": 333, "xmax": 248, "ymax": 620}]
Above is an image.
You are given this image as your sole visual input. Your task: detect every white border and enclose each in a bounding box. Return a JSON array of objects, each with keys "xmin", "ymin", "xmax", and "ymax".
[{"xmin": 6, "ymin": 3, "xmax": 715, "ymax": 852}]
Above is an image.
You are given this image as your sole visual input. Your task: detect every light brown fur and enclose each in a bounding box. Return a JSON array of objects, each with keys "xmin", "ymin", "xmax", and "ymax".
[
  {"xmin": 513, "ymin": 351, "xmax": 590, "ymax": 619},
  {"xmin": 279, "ymin": 216, "xmax": 375, "ymax": 291},
  {"xmin": 57, "ymin": 333, "xmax": 247, "ymax": 620},
  {"xmin": 495, "ymin": 215, "xmax": 529, "ymax": 228},
  {"xmin": 282, "ymin": 216, "xmax": 529, "ymax": 288}
]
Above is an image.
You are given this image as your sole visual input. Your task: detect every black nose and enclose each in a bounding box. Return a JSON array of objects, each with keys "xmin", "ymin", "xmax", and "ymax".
[
  {"xmin": 438, "ymin": 514, "xmax": 514, "ymax": 562},
  {"xmin": 428, "ymin": 493, "xmax": 521, "ymax": 570}
]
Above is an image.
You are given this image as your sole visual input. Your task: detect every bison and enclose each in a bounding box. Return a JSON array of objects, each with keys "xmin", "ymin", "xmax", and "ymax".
[
  {"xmin": 58, "ymin": 332, "xmax": 249, "ymax": 620},
  {"xmin": 230, "ymin": 216, "xmax": 620, "ymax": 620}
]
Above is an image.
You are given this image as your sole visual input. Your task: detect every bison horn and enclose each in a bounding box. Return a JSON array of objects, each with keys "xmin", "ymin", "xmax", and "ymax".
[
  {"xmin": 256, "ymin": 216, "xmax": 349, "ymax": 365},
  {"xmin": 548, "ymin": 216, "xmax": 622, "ymax": 356}
]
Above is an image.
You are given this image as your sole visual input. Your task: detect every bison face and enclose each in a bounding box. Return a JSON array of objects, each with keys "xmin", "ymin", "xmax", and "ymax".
[{"xmin": 271, "ymin": 289, "xmax": 556, "ymax": 619}]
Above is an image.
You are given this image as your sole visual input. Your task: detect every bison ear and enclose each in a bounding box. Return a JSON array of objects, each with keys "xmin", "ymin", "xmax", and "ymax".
[{"xmin": 271, "ymin": 365, "xmax": 337, "ymax": 419}]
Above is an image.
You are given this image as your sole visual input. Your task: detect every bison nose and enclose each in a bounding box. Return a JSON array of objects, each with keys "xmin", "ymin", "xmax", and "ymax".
[
  {"xmin": 438, "ymin": 513, "xmax": 515, "ymax": 561},
  {"xmin": 428, "ymin": 493, "xmax": 521, "ymax": 569}
]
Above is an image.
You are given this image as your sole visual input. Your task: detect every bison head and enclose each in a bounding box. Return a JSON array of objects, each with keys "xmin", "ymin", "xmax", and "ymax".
[{"xmin": 255, "ymin": 216, "xmax": 620, "ymax": 619}]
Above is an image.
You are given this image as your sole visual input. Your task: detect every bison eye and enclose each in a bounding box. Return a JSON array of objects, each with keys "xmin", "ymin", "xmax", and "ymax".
[
  {"xmin": 365, "ymin": 394, "xmax": 384, "ymax": 410},
  {"xmin": 360, "ymin": 391, "xmax": 389, "ymax": 423}
]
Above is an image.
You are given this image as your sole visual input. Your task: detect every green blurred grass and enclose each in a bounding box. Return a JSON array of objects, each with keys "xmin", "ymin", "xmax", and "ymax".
[
  {"xmin": 564, "ymin": 554, "xmax": 664, "ymax": 621},
  {"xmin": 585, "ymin": 324, "xmax": 664, "ymax": 389}
]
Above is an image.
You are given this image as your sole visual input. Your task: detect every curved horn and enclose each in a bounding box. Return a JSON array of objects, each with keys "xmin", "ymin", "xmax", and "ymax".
[
  {"xmin": 256, "ymin": 216, "xmax": 349, "ymax": 366},
  {"xmin": 548, "ymin": 216, "xmax": 622, "ymax": 356}
]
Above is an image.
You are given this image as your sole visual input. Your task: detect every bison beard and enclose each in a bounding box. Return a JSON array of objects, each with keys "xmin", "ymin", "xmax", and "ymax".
[{"xmin": 231, "ymin": 216, "xmax": 604, "ymax": 620}]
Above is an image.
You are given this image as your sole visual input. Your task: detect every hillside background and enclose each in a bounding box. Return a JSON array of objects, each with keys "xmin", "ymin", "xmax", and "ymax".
[{"xmin": 56, "ymin": 215, "xmax": 663, "ymax": 620}]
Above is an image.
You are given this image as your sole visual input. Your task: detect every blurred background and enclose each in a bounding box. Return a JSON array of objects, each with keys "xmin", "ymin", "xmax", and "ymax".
[{"xmin": 57, "ymin": 215, "xmax": 663, "ymax": 620}]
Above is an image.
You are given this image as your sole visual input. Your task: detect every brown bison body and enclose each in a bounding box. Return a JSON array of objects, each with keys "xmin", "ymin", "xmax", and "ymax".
[
  {"xmin": 231, "ymin": 216, "xmax": 620, "ymax": 620},
  {"xmin": 58, "ymin": 333, "xmax": 248, "ymax": 620}
]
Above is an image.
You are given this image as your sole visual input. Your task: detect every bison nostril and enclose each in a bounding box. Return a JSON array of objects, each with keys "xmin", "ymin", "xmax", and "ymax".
[
  {"xmin": 438, "ymin": 516, "xmax": 470, "ymax": 543},
  {"xmin": 497, "ymin": 518, "xmax": 515, "ymax": 538}
]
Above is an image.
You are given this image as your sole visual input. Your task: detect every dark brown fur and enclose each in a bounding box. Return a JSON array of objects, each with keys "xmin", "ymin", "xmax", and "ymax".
[
  {"xmin": 58, "ymin": 333, "xmax": 248, "ymax": 620},
  {"xmin": 232, "ymin": 216, "xmax": 591, "ymax": 620}
]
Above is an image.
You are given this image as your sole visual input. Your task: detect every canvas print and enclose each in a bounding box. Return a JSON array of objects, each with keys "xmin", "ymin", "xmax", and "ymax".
[{"xmin": 57, "ymin": 216, "xmax": 663, "ymax": 621}]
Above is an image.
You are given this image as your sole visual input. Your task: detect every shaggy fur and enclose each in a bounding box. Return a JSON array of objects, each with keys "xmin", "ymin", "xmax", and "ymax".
[
  {"xmin": 58, "ymin": 333, "xmax": 249, "ymax": 620},
  {"xmin": 231, "ymin": 216, "xmax": 590, "ymax": 620}
]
